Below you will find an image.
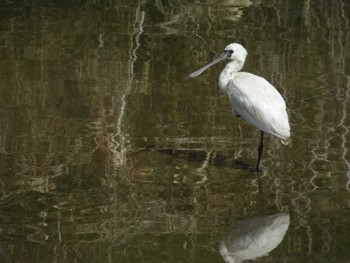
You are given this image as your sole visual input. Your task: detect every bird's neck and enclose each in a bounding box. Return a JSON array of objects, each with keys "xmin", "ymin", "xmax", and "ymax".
[{"xmin": 219, "ymin": 60, "xmax": 244, "ymax": 91}]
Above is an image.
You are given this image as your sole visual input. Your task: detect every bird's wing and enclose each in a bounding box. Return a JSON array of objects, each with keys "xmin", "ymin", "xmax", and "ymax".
[{"xmin": 226, "ymin": 73, "xmax": 290, "ymax": 139}]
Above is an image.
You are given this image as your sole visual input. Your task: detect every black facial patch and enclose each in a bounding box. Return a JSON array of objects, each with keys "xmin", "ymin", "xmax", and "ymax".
[{"xmin": 225, "ymin": 49, "xmax": 234, "ymax": 58}]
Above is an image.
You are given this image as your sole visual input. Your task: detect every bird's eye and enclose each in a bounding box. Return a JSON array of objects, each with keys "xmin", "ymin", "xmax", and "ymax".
[{"xmin": 225, "ymin": 49, "xmax": 234, "ymax": 57}]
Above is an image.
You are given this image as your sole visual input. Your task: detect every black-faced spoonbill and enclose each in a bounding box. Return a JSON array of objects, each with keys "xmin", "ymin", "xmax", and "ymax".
[{"xmin": 189, "ymin": 43, "xmax": 290, "ymax": 171}]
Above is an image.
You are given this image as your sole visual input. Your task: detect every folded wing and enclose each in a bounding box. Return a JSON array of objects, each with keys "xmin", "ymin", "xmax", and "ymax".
[{"xmin": 226, "ymin": 72, "xmax": 290, "ymax": 140}]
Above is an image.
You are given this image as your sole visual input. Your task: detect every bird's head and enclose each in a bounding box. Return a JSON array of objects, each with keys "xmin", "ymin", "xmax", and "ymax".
[
  {"xmin": 189, "ymin": 43, "xmax": 248, "ymax": 78},
  {"xmin": 223, "ymin": 43, "xmax": 248, "ymax": 63}
]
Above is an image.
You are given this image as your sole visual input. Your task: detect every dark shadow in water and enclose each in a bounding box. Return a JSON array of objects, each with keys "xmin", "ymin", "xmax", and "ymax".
[
  {"xmin": 139, "ymin": 146, "xmax": 254, "ymax": 172},
  {"xmin": 0, "ymin": 241, "xmax": 12, "ymax": 263}
]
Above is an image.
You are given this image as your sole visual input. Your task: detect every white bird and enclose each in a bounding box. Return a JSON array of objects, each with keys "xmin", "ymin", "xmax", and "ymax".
[
  {"xmin": 219, "ymin": 213, "xmax": 290, "ymax": 262},
  {"xmin": 189, "ymin": 43, "xmax": 290, "ymax": 171}
]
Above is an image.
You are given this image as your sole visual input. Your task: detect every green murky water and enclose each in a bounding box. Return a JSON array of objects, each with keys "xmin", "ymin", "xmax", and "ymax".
[{"xmin": 0, "ymin": 0, "xmax": 350, "ymax": 262}]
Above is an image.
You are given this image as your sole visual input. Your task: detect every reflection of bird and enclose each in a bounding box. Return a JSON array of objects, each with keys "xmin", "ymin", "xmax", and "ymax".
[
  {"xmin": 219, "ymin": 213, "xmax": 290, "ymax": 263},
  {"xmin": 190, "ymin": 43, "xmax": 290, "ymax": 171}
]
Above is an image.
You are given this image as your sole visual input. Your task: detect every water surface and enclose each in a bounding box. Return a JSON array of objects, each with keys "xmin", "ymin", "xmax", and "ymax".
[{"xmin": 0, "ymin": 0, "xmax": 350, "ymax": 262}]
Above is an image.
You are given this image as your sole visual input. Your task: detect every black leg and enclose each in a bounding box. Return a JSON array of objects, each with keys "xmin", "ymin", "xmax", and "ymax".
[{"xmin": 256, "ymin": 131, "xmax": 264, "ymax": 172}]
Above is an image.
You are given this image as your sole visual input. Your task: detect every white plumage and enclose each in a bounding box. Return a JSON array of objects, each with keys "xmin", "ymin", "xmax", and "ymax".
[
  {"xmin": 190, "ymin": 43, "xmax": 290, "ymax": 171},
  {"xmin": 219, "ymin": 213, "xmax": 290, "ymax": 262},
  {"xmin": 225, "ymin": 74, "xmax": 290, "ymax": 140}
]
